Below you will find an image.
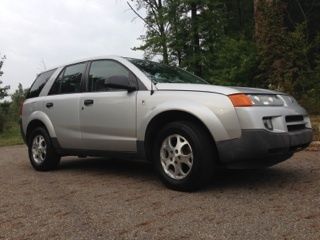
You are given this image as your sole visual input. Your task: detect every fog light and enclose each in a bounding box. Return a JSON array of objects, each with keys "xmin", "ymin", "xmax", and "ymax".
[{"xmin": 263, "ymin": 117, "xmax": 273, "ymax": 130}]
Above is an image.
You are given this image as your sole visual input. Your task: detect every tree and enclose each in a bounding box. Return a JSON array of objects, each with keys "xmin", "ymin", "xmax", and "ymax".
[
  {"xmin": 9, "ymin": 83, "xmax": 26, "ymax": 120},
  {"xmin": 0, "ymin": 55, "xmax": 9, "ymax": 99},
  {"xmin": 190, "ymin": 1, "xmax": 202, "ymax": 76},
  {"xmin": 128, "ymin": 0, "xmax": 170, "ymax": 64},
  {"xmin": 254, "ymin": 0, "xmax": 288, "ymax": 88},
  {"xmin": 0, "ymin": 54, "xmax": 10, "ymax": 132},
  {"xmin": 128, "ymin": 0, "xmax": 320, "ymax": 113},
  {"xmin": 129, "ymin": 0, "xmax": 228, "ymax": 79}
]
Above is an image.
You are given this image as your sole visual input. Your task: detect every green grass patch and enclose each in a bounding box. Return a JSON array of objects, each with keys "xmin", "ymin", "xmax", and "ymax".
[{"xmin": 0, "ymin": 122, "xmax": 24, "ymax": 147}]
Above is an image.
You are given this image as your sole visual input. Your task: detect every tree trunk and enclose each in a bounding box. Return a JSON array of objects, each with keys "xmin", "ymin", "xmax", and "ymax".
[
  {"xmin": 254, "ymin": 0, "xmax": 274, "ymax": 39},
  {"xmin": 254, "ymin": 0, "xmax": 262, "ymax": 39},
  {"xmin": 171, "ymin": 2, "xmax": 182, "ymax": 66},
  {"xmin": 237, "ymin": 0, "xmax": 243, "ymax": 30},
  {"xmin": 191, "ymin": 3, "xmax": 202, "ymax": 77},
  {"xmin": 157, "ymin": 0, "xmax": 169, "ymax": 64}
]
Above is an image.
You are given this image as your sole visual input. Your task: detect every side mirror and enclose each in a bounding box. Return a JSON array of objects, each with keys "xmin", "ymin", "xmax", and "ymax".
[{"xmin": 104, "ymin": 75, "xmax": 136, "ymax": 92}]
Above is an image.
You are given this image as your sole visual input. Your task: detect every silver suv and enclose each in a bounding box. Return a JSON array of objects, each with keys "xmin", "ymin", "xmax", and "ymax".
[{"xmin": 21, "ymin": 56, "xmax": 313, "ymax": 191}]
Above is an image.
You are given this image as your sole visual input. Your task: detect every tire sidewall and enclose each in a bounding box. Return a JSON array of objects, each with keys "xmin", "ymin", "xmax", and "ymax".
[
  {"xmin": 153, "ymin": 122, "xmax": 213, "ymax": 191},
  {"xmin": 28, "ymin": 127, "xmax": 59, "ymax": 171}
]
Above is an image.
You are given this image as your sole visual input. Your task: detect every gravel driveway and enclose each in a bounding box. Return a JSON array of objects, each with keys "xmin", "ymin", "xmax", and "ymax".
[{"xmin": 0, "ymin": 145, "xmax": 319, "ymax": 240}]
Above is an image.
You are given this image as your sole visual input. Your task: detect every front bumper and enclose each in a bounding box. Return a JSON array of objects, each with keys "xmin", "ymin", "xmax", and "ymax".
[{"xmin": 216, "ymin": 128, "xmax": 313, "ymax": 169}]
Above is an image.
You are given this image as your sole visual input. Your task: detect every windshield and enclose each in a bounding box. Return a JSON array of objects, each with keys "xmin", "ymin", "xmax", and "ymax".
[{"xmin": 126, "ymin": 58, "xmax": 208, "ymax": 84}]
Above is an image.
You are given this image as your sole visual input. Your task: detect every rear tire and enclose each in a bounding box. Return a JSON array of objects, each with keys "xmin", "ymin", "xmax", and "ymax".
[
  {"xmin": 153, "ymin": 121, "xmax": 216, "ymax": 191},
  {"xmin": 28, "ymin": 127, "xmax": 60, "ymax": 171}
]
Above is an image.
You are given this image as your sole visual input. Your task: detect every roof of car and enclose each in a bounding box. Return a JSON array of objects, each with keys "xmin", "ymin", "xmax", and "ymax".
[{"xmin": 40, "ymin": 55, "xmax": 127, "ymax": 75}]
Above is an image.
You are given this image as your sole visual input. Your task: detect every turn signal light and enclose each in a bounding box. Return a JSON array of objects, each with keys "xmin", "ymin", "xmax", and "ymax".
[{"xmin": 228, "ymin": 94, "xmax": 252, "ymax": 107}]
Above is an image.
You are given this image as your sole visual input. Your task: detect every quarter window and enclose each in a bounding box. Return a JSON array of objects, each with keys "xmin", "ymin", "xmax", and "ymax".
[
  {"xmin": 49, "ymin": 63, "xmax": 86, "ymax": 95},
  {"xmin": 27, "ymin": 69, "xmax": 56, "ymax": 98},
  {"xmin": 88, "ymin": 60, "xmax": 133, "ymax": 92}
]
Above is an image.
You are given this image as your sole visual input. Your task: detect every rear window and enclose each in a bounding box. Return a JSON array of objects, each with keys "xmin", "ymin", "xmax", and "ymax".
[{"xmin": 27, "ymin": 69, "xmax": 56, "ymax": 99}]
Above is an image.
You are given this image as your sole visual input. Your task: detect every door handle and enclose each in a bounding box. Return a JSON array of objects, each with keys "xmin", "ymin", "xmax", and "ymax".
[
  {"xmin": 46, "ymin": 102, "xmax": 53, "ymax": 108},
  {"xmin": 84, "ymin": 99, "xmax": 94, "ymax": 106}
]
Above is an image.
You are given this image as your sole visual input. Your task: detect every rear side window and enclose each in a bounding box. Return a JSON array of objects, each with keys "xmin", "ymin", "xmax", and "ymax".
[
  {"xmin": 27, "ymin": 69, "xmax": 56, "ymax": 99},
  {"xmin": 49, "ymin": 63, "xmax": 86, "ymax": 95}
]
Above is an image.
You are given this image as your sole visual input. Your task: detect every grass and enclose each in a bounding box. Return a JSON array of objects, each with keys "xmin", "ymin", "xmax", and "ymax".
[
  {"xmin": 0, "ymin": 116, "xmax": 319, "ymax": 147},
  {"xmin": 0, "ymin": 122, "xmax": 24, "ymax": 147}
]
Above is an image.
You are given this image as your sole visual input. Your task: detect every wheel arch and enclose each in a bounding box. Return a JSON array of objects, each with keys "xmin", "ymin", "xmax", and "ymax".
[
  {"xmin": 26, "ymin": 120, "xmax": 48, "ymax": 143},
  {"xmin": 143, "ymin": 110, "xmax": 218, "ymax": 162},
  {"xmin": 25, "ymin": 112, "xmax": 56, "ymax": 143}
]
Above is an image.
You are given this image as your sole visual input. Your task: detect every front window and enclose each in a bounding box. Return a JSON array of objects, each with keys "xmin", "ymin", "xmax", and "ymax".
[
  {"xmin": 127, "ymin": 58, "xmax": 208, "ymax": 84},
  {"xmin": 88, "ymin": 60, "xmax": 133, "ymax": 92}
]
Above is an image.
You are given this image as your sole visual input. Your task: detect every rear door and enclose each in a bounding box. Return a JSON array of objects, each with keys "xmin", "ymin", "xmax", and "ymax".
[
  {"xmin": 44, "ymin": 62, "xmax": 87, "ymax": 149},
  {"xmin": 80, "ymin": 60, "xmax": 137, "ymax": 151}
]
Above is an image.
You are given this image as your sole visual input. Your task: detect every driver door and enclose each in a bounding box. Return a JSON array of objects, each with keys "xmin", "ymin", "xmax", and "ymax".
[{"xmin": 80, "ymin": 60, "xmax": 137, "ymax": 152}]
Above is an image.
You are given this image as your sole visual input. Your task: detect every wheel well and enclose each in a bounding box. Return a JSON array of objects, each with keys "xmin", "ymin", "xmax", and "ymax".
[
  {"xmin": 144, "ymin": 110, "xmax": 217, "ymax": 161},
  {"xmin": 26, "ymin": 120, "xmax": 47, "ymax": 143}
]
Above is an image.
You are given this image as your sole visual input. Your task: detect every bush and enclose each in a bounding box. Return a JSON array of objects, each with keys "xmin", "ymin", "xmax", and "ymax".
[
  {"xmin": 0, "ymin": 111, "xmax": 4, "ymax": 133},
  {"xmin": 207, "ymin": 37, "xmax": 258, "ymax": 86}
]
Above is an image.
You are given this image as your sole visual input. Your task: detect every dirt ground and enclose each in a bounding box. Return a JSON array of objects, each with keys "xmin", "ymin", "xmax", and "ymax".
[{"xmin": 0, "ymin": 145, "xmax": 319, "ymax": 240}]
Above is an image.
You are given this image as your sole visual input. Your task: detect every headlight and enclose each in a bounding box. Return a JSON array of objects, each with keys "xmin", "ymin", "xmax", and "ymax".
[
  {"xmin": 228, "ymin": 94, "xmax": 284, "ymax": 107},
  {"xmin": 282, "ymin": 95, "xmax": 297, "ymax": 105},
  {"xmin": 247, "ymin": 94, "xmax": 284, "ymax": 106}
]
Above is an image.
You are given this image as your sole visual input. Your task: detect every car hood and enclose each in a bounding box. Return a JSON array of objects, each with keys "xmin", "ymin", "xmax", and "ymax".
[{"xmin": 155, "ymin": 83, "xmax": 285, "ymax": 95}]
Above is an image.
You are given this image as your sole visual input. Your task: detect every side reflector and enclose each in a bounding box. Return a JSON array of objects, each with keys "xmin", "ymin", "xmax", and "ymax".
[{"xmin": 228, "ymin": 94, "xmax": 252, "ymax": 107}]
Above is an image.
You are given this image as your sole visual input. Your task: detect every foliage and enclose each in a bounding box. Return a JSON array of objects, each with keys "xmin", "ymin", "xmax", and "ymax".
[
  {"xmin": 254, "ymin": 0, "xmax": 288, "ymax": 89},
  {"xmin": 129, "ymin": 0, "xmax": 170, "ymax": 64},
  {"xmin": 0, "ymin": 82, "xmax": 26, "ymax": 145},
  {"xmin": 129, "ymin": 0, "xmax": 257, "ymax": 82},
  {"xmin": 0, "ymin": 55, "xmax": 10, "ymax": 133},
  {"xmin": 254, "ymin": 0, "xmax": 320, "ymax": 112},
  {"xmin": 130, "ymin": 0, "xmax": 229, "ymax": 77},
  {"xmin": 0, "ymin": 55, "xmax": 9, "ymax": 99},
  {"xmin": 0, "ymin": 121, "xmax": 23, "ymax": 147},
  {"xmin": 0, "ymin": 80, "xmax": 9, "ymax": 99},
  {"xmin": 300, "ymin": 55, "xmax": 320, "ymax": 114},
  {"xmin": 0, "ymin": 111, "xmax": 4, "ymax": 133},
  {"xmin": 310, "ymin": 116, "xmax": 320, "ymax": 141},
  {"xmin": 0, "ymin": 54, "xmax": 27, "ymax": 133},
  {"xmin": 208, "ymin": 36, "xmax": 258, "ymax": 86},
  {"xmin": 130, "ymin": 0, "xmax": 320, "ymax": 114},
  {"xmin": 9, "ymin": 83, "xmax": 26, "ymax": 120}
]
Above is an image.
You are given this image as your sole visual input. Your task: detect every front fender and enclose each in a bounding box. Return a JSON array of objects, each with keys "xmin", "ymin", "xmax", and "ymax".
[{"xmin": 138, "ymin": 100, "xmax": 232, "ymax": 142}]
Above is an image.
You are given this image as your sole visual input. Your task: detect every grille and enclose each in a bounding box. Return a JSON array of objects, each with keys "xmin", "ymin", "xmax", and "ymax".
[
  {"xmin": 285, "ymin": 115, "xmax": 306, "ymax": 132},
  {"xmin": 285, "ymin": 115, "xmax": 304, "ymax": 122},
  {"xmin": 287, "ymin": 124, "xmax": 306, "ymax": 132}
]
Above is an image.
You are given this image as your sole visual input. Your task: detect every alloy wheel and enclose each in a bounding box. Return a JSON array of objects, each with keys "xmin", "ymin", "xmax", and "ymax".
[{"xmin": 160, "ymin": 134, "xmax": 193, "ymax": 180}]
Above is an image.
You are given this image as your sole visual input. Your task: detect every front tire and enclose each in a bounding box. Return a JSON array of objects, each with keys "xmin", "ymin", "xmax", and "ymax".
[
  {"xmin": 28, "ymin": 127, "xmax": 60, "ymax": 171},
  {"xmin": 153, "ymin": 121, "xmax": 216, "ymax": 191}
]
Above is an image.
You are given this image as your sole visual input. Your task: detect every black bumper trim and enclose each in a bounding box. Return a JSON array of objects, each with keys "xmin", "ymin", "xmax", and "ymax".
[{"xmin": 216, "ymin": 129, "xmax": 313, "ymax": 169}]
